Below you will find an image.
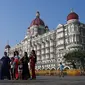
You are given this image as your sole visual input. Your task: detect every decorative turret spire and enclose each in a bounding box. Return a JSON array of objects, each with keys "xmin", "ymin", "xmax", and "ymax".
[
  {"xmin": 7, "ymin": 40, "xmax": 9, "ymax": 45},
  {"xmin": 36, "ymin": 11, "xmax": 40, "ymax": 18},
  {"xmin": 71, "ymin": 8, "xmax": 74, "ymax": 13}
]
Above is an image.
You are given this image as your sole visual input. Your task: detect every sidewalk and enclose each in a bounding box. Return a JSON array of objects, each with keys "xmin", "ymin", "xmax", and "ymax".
[{"xmin": 0, "ymin": 76, "xmax": 85, "ymax": 85}]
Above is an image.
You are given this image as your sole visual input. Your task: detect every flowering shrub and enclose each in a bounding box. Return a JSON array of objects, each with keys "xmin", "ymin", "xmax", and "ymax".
[{"xmin": 35, "ymin": 69, "xmax": 81, "ymax": 76}]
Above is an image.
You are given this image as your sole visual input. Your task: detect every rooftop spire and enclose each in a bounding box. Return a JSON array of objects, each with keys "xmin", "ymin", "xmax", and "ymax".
[
  {"xmin": 7, "ymin": 40, "xmax": 9, "ymax": 45},
  {"xmin": 36, "ymin": 11, "xmax": 40, "ymax": 18},
  {"xmin": 71, "ymin": 8, "xmax": 74, "ymax": 13}
]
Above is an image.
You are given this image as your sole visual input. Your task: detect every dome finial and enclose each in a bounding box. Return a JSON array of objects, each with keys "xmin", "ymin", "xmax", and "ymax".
[
  {"xmin": 36, "ymin": 11, "xmax": 40, "ymax": 18},
  {"xmin": 7, "ymin": 40, "xmax": 9, "ymax": 45},
  {"xmin": 71, "ymin": 8, "xmax": 74, "ymax": 13}
]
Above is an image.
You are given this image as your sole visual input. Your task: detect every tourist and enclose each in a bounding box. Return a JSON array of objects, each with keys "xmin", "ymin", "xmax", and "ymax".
[
  {"xmin": 21, "ymin": 52, "xmax": 30, "ymax": 80},
  {"xmin": 13, "ymin": 51, "xmax": 20, "ymax": 80},
  {"xmin": 0, "ymin": 52, "xmax": 11, "ymax": 80},
  {"xmin": 59, "ymin": 62, "xmax": 64, "ymax": 77},
  {"xmin": 29, "ymin": 50, "xmax": 37, "ymax": 79},
  {"xmin": 0, "ymin": 59, "xmax": 3, "ymax": 79},
  {"xmin": 18, "ymin": 59, "xmax": 23, "ymax": 80},
  {"xmin": 10, "ymin": 57, "xmax": 15, "ymax": 80}
]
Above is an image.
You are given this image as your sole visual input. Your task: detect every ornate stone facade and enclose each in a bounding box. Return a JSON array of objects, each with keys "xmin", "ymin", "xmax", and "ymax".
[{"xmin": 6, "ymin": 11, "xmax": 85, "ymax": 70}]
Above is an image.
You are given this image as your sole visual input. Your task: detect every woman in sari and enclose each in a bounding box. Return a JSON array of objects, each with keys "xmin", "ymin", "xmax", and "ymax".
[
  {"xmin": 29, "ymin": 50, "xmax": 37, "ymax": 79},
  {"xmin": 13, "ymin": 51, "xmax": 20, "ymax": 80},
  {"xmin": 21, "ymin": 52, "xmax": 30, "ymax": 80}
]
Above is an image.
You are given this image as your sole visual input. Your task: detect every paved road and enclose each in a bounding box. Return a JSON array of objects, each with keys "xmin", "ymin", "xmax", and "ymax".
[{"xmin": 0, "ymin": 76, "xmax": 85, "ymax": 85}]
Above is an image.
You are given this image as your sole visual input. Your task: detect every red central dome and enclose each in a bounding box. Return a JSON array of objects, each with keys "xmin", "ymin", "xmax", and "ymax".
[
  {"xmin": 67, "ymin": 12, "xmax": 79, "ymax": 21},
  {"xmin": 30, "ymin": 17, "xmax": 45, "ymax": 27},
  {"xmin": 30, "ymin": 11, "xmax": 45, "ymax": 27}
]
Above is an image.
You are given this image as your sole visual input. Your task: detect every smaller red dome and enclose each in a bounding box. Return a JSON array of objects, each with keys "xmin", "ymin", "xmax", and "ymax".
[
  {"xmin": 30, "ymin": 17, "xmax": 45, "ymax": 27},
  {"xmin": 67, "ymin": 12, "xmax": 79, "ymax": 21},
  {"xmin": 5, "ymin": 45, "xmax": 11, "ymax": 49}
]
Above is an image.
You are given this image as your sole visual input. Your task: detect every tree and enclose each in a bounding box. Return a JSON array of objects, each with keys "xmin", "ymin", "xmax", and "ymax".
[{"xmin": 64, "ymin": 50, "xmax": 85, "ymax": 70}]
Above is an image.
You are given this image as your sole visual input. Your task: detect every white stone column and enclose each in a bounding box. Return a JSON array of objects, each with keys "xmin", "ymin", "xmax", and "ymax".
[
  {"xmin": 41, "ymin": 41, "xmax": 45, "ymax": 55},
  {"xmin": 33, "ymin": 43, "xmax": 37, "ymax": 51},
  {"xmin": 36, "ymin": 42, "xmax": 42, "ymax": 69},
  {"xmin": 41, "ymin": 41, "xmax": 45, "ymax": 70},
  {"xmin": 44, "ymin": 39, "xmax": 50, "ymax": 70},
  {"xmin": 45, "ymin": 40, "xmax": 50, "ymax": 59},
  {"xmin": 37, "ymin": 43, "xmax": 41, "ymax": 50},
  {"xmin": 50, "ymin": 40, "xmax": 54, "ymax": 59}
]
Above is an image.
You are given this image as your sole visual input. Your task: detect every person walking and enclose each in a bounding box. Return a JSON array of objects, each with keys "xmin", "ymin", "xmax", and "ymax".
[
  {"xmin": 21, "ymin": 52, "xmax": 30, "ymax": 80},
  {"xmin": 0, "ymin": 52, "xmax": 11, "ymax": 80},
  {"xmin": 29, "ymin": 50, "xmax": 37, "ymax": 79},
  {"xmin": 59, "ymin": 62, "xmax": 64, "ymax": 77}
]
